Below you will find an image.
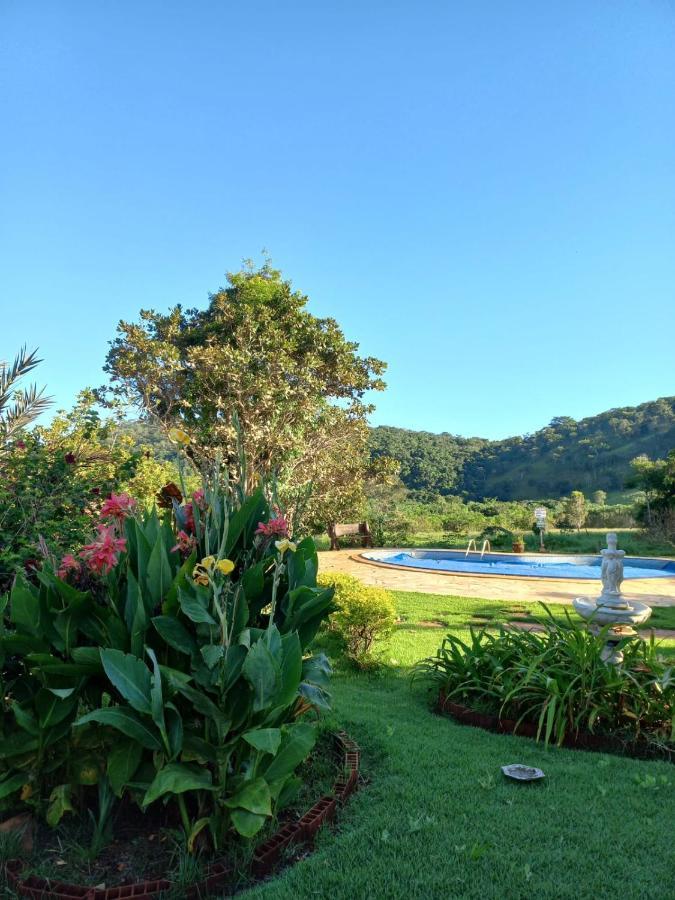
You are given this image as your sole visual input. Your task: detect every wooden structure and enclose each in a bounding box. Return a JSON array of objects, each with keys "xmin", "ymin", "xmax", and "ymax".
[{"xmin": 327, "ymin": 522, "xmax": 373, "ymax": 551}]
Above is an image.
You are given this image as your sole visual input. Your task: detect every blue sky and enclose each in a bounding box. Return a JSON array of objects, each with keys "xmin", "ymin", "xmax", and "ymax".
[{"xmin": 1, "ymin": 1, "xmax": 674, "ymax": 440}]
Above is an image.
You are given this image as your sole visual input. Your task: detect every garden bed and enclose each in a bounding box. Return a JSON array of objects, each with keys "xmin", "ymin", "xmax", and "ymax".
[
  {"xmin": 436, "ymin": 692, "xmax": 675, "ymax": 763},
  {"xmin": 4, "ymin": 732, "xmax": 361, "ymax": 899}
]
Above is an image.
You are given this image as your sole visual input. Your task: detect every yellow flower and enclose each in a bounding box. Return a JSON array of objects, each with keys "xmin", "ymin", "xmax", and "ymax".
[
  {"xmin": 275, "ymin": 539, "xmax": 297, "ymax": 555},
  {"xmin": 20, "ymin": 783, "xmax": 32, "ymax": 801},
  {"xmin": 193, "ymin": 556, "xmax": 217, "ymax": 585},
  {"xmin": 168, "ymin": 427, "xmax": 191, "ymax": 446},
  {"xmin": 216, "ymin": 558, "xmax": 235, "ymax": 575},
  {"xmin": 192, "ymin": 567, "xmax": 209, "ymax": 586}
]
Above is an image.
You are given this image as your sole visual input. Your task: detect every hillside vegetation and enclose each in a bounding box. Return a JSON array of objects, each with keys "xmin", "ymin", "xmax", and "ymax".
[{"xmin": 370, "ymin": 396, "xmax": 675, "ymax": 500}]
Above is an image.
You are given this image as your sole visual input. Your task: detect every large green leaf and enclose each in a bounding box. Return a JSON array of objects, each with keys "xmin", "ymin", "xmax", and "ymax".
[
  {"xmin": 75, "ymin": 707, "xmax": 161, "ymax": 750},
  {"xmin": 146, "ymin": 647, "xmax": 166, "ymax": 737},
  {"xmin": 143, "ymin": 763, "xmax": 214, "ymax": 807},
  {"xmin": 243, "ymin": 728, "xmax": 281, "ymax": 755},
  {"xmin": 224, "ymin": 490, "xmax": 266, "ymax": 555},
  {"xmin": 100, "ymin": 649, "xmax": 152, "ymax": 714},
  {"xmin": 35, "ymin": 689, "xmax": 77, "ymax": 729},
  {"xmin": 224, "ymin": 778, "xmax": 271, "ymax": 815},
  {"xmin": 201, "ymin": 644, "xmax": 224, "ymax": 669},
  {"xmin": 242, "ymin": 560, "xmax": 266, "ymax": 601},
  {"xmin": 242, "ymin": 636, "xmax": 281, "ymax": 712},
  {"xmin": 276, "ymin": 632, "xmax": 302, "ymax": 708},
  {"xmin": 168, "ymin": 679, "xmax": 231, "ymax": 734},
  {"xmin": 178, "ymin": 587, "xmax": 216, "ymax": 625},
  {"xmin": 230, "ymin": 808, "xmax": 266, "ymax": 838},
  {"xmin": 152, "ymin": 615, "xmax": 198, "ymax": 656},
  {"xmin": 107, "ymin": 739, "xmax": 143, "ymax": 797},
  {"xmin": 9, "ymin": 576, "xmax": 39, "ymax": 633},
  {"xmin": 46, "ymin": 784, "xmax": 73, "ymax": 827},
  {"xmin": 146, "ymin": 535, "xmax": 172, "ymax": 607},
  {"xmin": 0, "ymin": 773, "xmax": 26, "ymax": 800},
  {"xmin": 263, "ymin": 722, "xmax": 316, "ymax": 782}
]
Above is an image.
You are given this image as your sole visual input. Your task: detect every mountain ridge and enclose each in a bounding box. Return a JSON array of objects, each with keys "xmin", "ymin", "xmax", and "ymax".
[{"xmin": 369, "ymin": 395, "xmax": 675, "ymax": 500}]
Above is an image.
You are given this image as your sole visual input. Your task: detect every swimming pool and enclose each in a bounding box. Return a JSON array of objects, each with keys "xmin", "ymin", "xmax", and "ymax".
[{"xmin": 361, "ymin": 549, "xmax": 675, "ymax": 580}]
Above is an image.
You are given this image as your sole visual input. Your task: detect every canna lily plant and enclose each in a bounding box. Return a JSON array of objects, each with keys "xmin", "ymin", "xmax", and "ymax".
[{"xmin": 0, "ymin": 454, "xmax": 335, "ymax": 853}]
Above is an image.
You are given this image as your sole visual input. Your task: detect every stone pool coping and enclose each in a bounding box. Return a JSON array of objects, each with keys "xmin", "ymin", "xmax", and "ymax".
[{"xmin": 317, "ymin": 550, "xmax": 675, "ymax": 607}]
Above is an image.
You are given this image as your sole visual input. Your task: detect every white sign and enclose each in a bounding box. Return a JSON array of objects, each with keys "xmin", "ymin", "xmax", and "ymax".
[{"xmin": 534, "ymin": 507, "xmax": 547, "ymax": 520}]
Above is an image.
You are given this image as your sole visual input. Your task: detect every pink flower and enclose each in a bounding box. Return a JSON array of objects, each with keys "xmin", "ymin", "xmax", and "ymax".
[
  {"xmin": 192, "ymin": 489, "xmax": 207, "ymax": 511},
  {"xmin": 99, "ymin": 493, "xmax": 137, "ymax": 522},
  {"xmin": 80, "ymin": 525, "xmax": 127, "ymax": 574},
  {"xmin": 171, "ymin": 530, "xmax": 196, "ymax": 555},
  {"xmin": 57, "ymin": 553, "xmax": 81, "ymax": 580},
  {"xmin": 255, "ymin": 513, "xmax": 289, "ymax": 539},
  {"xmin": 15, "ymin": 440, "xmax": 26, "ymax": 450}
]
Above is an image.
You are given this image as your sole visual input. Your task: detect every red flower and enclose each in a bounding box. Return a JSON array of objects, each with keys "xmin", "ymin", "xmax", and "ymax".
[
  {"xmin": 15, "ymin": 440, "xmax": 26, "ymax": 450},
  {"xmin": 57, "ymin": 553, "xmax": 81, "ymax": 580},
  {"xmin": 64, "ymin": 452, "xmax": 76, "ymax": 464},
  {"xmin": 100, "ymin": 492, "xmax": 137, "ymax": 522},
  {"xmin": 171, "ymin": 530, "xmax": 196, "ymax": 555},
  {"xmin": 80, "ymin": 525, "xmax": 126, "ymax": 574},
  {"xmin": 255, "ymin": 514, "xmax": 289, "ymax": 539},
  {"xmin": 192, "ymin": 489, "xmax": 207, "ymax": 511}
]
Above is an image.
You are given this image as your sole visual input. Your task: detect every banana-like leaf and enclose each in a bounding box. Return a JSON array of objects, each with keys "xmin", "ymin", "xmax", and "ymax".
[{"xmin": 100, "ymin": 649, "xmax": 152, "ymax": 714}]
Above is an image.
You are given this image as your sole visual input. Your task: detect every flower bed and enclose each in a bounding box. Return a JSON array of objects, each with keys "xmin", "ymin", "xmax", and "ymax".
[
  {"xmin": 5, "ymin": 732, "xmax": 361, "ymax": 898},
  {"xmin": 414, "ymin": 607, "xmax": 674, "ymax": 757}
]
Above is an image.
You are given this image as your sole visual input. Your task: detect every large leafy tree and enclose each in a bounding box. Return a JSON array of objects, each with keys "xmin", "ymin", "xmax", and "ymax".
[
  {"xmin": 103, "ymin": 263, "xmax": 387, "ymax": 524},
  {"xmin": 627, "ymin": 451, "xmax": 675, "ymax": 538}
]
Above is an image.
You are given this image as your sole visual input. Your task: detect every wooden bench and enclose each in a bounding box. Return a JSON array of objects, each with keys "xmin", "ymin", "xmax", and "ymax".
[{"xmin": 327, "ymin": 522, "xmax": 373, "ymax": 551}]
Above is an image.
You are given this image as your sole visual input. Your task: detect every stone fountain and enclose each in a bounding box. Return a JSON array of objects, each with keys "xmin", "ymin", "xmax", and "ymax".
[{"xmin": 573, "ymin": 533, "xmax": 652, "ymax": 664}]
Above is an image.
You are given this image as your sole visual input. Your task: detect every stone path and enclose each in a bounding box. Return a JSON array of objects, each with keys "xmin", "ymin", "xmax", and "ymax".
[{"xmin": 318, "ymin": 550, "xmax": 675, "ymax": 608}]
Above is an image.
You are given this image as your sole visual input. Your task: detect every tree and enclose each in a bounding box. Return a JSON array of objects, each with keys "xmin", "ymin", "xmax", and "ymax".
[
  {"xmin": 1, "ymin": 346, "xmax": 52, "ymax": 447},
  {"xmin": 627, "ymin": 451, "xmax": 675, "ymax": 538},
  {"xmin": 559, "ymin": 491, "xmax": 587, "ymax": 531},
  {"xmin": 103, "ymin": 262, "xmax": 387, "ymax": 524},
  {"xmin": 592, "ymin": 490, "xmax": 607, "ymax": 505}
]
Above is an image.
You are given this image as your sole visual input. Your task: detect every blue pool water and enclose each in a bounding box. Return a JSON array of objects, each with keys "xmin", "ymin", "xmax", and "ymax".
[{"xmin": 362, "ymin": 550, "xmax": 675, "ymax": 580}]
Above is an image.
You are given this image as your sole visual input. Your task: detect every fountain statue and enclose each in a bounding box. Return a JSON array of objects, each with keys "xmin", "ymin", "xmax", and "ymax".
[{"xmin": 573, "ymin": 533, "xmax": 652, "ymax": 664}]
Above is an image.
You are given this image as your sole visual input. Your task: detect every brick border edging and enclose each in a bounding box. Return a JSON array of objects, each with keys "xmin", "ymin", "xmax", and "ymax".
[
  {"xmin": 437, "ymin": 691, "xmax": 675, "ymax": 763},
  {"xmin": 5, "ymin": 732, "xmax": 361, "ymax": 899}
]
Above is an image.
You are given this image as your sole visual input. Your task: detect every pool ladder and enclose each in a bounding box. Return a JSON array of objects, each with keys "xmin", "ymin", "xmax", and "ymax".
[{"xmin": 465, "ymin": 539, "xmax": 491, "ymax": 559}]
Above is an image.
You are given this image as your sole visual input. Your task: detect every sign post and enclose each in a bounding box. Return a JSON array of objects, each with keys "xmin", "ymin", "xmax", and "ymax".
[{"xmin": 534, "ymin": 507, "xmax": 547, "ymax": 551}]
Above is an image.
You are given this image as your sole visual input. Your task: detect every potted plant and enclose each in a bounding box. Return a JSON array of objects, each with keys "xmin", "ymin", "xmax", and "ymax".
[{"xmin": 511, "ymin": 534, "xmax": 526, "ymax": 553}]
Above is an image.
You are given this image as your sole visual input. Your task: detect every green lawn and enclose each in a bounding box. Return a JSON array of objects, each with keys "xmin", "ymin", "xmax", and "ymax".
[
  {"xmin": 313, "ymin": 529, "xmax": 675, "ymax": 557},
  {"xmin": 244, "ymin": 590, "xmax": 675, "ymax": 900}
]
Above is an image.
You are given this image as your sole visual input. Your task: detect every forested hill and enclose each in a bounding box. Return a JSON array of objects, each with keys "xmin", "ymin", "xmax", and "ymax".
[{"xmin": 370, "ymin": 397, "xmax": 675, "ymax": 500}]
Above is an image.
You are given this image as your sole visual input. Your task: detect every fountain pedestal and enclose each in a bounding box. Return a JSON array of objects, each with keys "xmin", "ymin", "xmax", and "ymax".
[{"xmin": 573, "ymin": 533, "xmax": 652, "ymax": 664}]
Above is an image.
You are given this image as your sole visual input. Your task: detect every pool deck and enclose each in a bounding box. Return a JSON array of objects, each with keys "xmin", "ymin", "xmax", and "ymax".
[{"xmin": 318, "ymin": 549, "xmax": 675, "ymax": 607}]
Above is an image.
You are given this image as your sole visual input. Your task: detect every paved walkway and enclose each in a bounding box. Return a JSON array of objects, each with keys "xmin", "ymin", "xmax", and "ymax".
[{"xmin": 318, "ymin": 550, "xmax": 675, "ymax": 607}]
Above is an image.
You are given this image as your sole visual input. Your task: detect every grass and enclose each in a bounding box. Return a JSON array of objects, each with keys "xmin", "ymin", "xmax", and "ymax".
[
  {"xmin": 243, "ymin": 589, "xmax": 675, "ymax": 900},
  {"xmin": 313, "ymin": 528, "xmax": 675, "ymax": 557}
]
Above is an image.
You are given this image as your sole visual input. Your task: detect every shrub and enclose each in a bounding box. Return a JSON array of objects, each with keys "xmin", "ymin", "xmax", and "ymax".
[
  {"xmin": 413, "ymin": 606, "xmax": 674, "ymax": 750},
  {"xmin": 0, "ymin": 455, "xmax": 335, "ymax": 853},
  {"xmin": 318, "ymin": 572, "xmax": 396, "ymax": 661}
]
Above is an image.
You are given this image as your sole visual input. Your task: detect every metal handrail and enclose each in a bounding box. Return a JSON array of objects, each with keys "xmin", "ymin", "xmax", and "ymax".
[
  {"xmin": 465, "ymin": 539, "xmax": 477, "ymax": 557},
  {"xmin": 480, "ymin": 540, "xmax": 491, "ymax": 558}
]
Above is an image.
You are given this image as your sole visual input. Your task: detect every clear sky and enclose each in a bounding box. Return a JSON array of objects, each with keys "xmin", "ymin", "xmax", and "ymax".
[{"xmin": 1, "ymin": 1, "xmax": 674, "ymax": 440}]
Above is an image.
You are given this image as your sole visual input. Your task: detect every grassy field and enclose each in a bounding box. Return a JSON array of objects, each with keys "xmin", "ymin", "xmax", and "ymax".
[
  {"xmin": 244, "ymin": 590, "xmax": 675, "ymax": 900},
  {"xmin": 313, "ymin": 528, "xmax": 675, "ymax": 557}
]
